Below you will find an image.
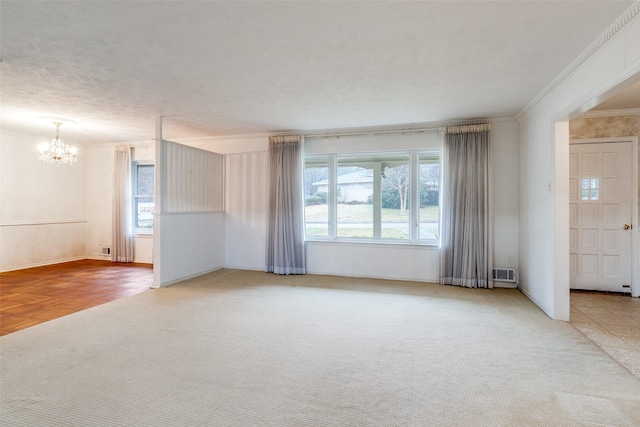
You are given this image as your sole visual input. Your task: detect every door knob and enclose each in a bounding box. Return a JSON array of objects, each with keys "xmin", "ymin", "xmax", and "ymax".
[{"xmin": 623, "ymin": 224, "xmax": 632, "ymax": 230}]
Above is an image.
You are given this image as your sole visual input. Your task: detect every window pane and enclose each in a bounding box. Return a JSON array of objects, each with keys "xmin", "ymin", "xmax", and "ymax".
[
  {"xmin": 336, "ymin": 163, "xmax": 372, "ymax": 238},
  {"xmin": 381, "ymin": 159, "xmax": 410, "ymax": 240},
  {"xmin": 133, "ymin": 163, "xmax": 154, "ymax": 230},
  {"xmin": 135, "ymin": 196, "xmax": 154, "ymax": 229},
  {"xmin": 136, "ymin": 164, "xmax": 155, "ymax": 196},
  {"xmin": 304, "ymin": 160, "xmax": 329, "ymax": 238},
  {"xmin": 419, "ymin": 153, "xmax": 440, "ymax": 240}
]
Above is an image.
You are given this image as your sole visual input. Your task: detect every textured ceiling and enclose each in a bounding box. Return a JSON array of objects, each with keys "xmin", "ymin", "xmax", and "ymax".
[
  {"xmin": 0, "ymin": 1, "xmax": 637, "ymax": 144},
  {"xmin": 592, "ymin": 81, "xmax": 640, "ymax": 111}
]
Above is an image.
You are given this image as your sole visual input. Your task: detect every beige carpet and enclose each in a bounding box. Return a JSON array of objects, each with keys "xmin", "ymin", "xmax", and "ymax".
[{"xmin": 2, "ymin": 269, "xmax": 639, "ymax": 426}]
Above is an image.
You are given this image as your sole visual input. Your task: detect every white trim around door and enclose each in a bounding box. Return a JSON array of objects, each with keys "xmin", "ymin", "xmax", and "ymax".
[{"xmin": 570, "ymin": 136, "xmax": 638, "ymax": 297}]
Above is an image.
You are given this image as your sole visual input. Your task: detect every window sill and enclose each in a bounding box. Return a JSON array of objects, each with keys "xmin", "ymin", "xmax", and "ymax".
[
  {"xmin": 133, "ymin": 231, "xmax": 154, "ymax": 237},
  {"xmin": 305, "ymin": 239, "xmax": 439, "ymax": 249}
]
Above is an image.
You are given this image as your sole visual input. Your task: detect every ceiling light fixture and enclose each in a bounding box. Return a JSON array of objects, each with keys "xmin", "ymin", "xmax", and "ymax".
[{"xmin": 37, "ymin": 121, "xmax": 78, "ymax": 165}]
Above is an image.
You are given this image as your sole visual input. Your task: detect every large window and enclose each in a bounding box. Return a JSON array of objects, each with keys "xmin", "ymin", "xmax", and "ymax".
[
  {"xmin": 304, "ymin": 151, "xmax": 439, "ymax": 243},
  {"xmin": 132, "ymin": 161, "xmax": 155, "ymax": 233}
]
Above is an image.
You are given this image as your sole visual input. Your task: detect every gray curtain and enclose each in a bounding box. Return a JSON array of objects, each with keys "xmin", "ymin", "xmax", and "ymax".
[
  {"xmin": 112, "ymin": 145, "xmax": 134, "ymax": 263},
  {"xmin": 440, "ymin": 124, "xmax": 493, "ymax": 288},
  {"xmin": 266, "ymin": 135, "xmax": 306, "ymax": 275}
]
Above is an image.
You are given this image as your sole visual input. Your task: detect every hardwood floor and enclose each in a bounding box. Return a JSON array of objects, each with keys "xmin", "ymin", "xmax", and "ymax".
[{"xmin": 0, "ymin": 259, "xmax": 153, "ymax": 336}]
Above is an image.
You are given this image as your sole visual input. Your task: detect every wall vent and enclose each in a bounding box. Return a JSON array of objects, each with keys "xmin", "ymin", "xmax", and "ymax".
[
  {"xmin": 493, "ymin": 267, "xmax": 516, "ymax": 283},
  {"xmin": 99, "ymin": 246, "xmax": 111, "ymax": 256}
]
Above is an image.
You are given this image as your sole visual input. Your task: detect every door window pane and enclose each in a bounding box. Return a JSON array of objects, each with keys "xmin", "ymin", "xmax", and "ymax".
[{"xmin": 581, "ymin": 177, "xmax": 599, "ymax": 201}]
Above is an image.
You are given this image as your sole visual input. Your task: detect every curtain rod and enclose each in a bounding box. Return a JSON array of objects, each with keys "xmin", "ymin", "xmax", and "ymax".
[
  {"xmin": 304, "ymin": 127, "xmax": 439, "ymax": 139},
  {"xmin": 297, "ymin": 119, "xmax": 505, "ymax": 140},
  {"xmin": 166, "ymin": 117, "xmax": 514, "ymax": 142}
]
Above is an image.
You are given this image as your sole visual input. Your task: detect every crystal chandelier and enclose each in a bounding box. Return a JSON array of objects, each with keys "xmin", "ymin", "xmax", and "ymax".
[{"xmin": 37, "ymin": 122, "xmax": 78, "ymax": 165}]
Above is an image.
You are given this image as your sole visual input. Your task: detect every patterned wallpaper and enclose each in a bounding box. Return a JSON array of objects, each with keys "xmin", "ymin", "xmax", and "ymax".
[{"xmin": 570, "ymin": 115, "xmax": 640, "ymax": 139}]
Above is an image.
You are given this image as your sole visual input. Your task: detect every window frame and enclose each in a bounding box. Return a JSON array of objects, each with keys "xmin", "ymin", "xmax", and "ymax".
[
  {"xmin": 131, "ymin": 160, "xmax": 155, "ymax": 235},
  {"xmin": 417, "ymin": 151, "xmax": 441, "ymax": 243},
  {"xmin": 303, "ymin": 149, "xmax": 440, "ymax": 245}
]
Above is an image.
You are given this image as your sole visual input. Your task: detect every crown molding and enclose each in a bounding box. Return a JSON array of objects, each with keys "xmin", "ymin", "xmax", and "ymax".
[
  {"xmin": 516, "ymin": 1, "xmax": 640, "ymax": 121},
  {"xmin": 82, "ymin": 139, "xmax": 155, "ymax": 149},
  {"xmin": 577, "ymin": 108, "xmax": 640, "ymax": 118},
  {"xmin": 0, "ymin": 128, "xmax": 43, "ymax": 139},
  {"xmin": 172, "ymin": 134, "xmax": 270, "ymax": 144}
]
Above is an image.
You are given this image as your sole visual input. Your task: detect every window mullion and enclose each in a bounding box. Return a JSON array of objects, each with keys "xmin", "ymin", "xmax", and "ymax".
[
  {"xmin": 373, "ymin": 162, "xmax": 381, "ymax": 239},
  {"xmin": 329, "ymin": 154, "xmax": 337, "ymax": 239},
  {"xmin": 410, "ymin": 152, "xmax": 419, "ymax": 242}
]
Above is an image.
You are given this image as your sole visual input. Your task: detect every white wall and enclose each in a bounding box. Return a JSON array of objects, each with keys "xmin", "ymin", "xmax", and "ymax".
[
  {"xmin": 200, "ymin": 135, "xmax": 269, "ymax": 270},
  {"xmin": 214, "ymin": 123, "xmax": 519, "ymax": 284},
  {"xmin": 306, "ymin": 242, "xmax": 440, "ymax": 281},
  {"xmin": 85, "ymin": 144, "xmax": 114, "ymax": 261},
  {"xmin": 153, "ymin": 212, "xmax": 224, "ymax": 286},
  {"xmin": 224, "ymin": 149, "xmax": 269, "ymax": 270},
  {"xmin": 0, "ymin": 131, "xmax": 87, "ymax": 271},
  {"xmin": 152, "ymin": 140, "xmax": 225, "ymax": 287},
  {"xmin": 518, "ymin": 7, "xmax": 640, "ymax": 320},
  {"xmin": 85, "ymin": 143, "xmax": 154, "ymax": 263},
  {"xmin": 491, "ymin": 121, "xmax": 520, "ymax": 272}
]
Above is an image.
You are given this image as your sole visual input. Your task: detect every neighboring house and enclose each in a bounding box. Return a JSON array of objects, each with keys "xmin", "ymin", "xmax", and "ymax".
[{"xmin": 313, "ymin": 170, "xmax": 373, "ymax": 203}]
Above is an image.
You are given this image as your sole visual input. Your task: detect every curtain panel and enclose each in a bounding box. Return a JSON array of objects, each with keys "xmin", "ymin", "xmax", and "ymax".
[
  {"xmin": 439, "ymin": 124, "xmax": 493, "ymax": 288},
  {"xmin": 112, "ymin": 145, "xmax": 134, "ymax": 263},
  {"xmin": 266, "ymin": 135, "xmax": 306, "ymax": 275}
]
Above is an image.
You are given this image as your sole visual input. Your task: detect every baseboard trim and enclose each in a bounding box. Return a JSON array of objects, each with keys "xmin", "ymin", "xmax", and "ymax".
[
  {"xmin": 0, "ymin": 256, "xmax": 86, "ymax": 273},
  {"xmin": 221, "ymin": 264, "xmax": 264, "ymax": 272},
  {"xmin": 85, "ymin": 256, "xmax": 153, "ymax": 267},
  {"xmin": 85, "ymin": 255, "xmax": 112, "ymax": 262},
  {"xmin": 152, "ymin": 266, "xmax": 224, "ymax": 288},
  {"xmin": 304, "ymin": 269, "xmax": 439, "ymax": 284},
  {"xmin": 518, "ymin": 285, "xmax": 555, "ymax": 320},
  {"xmin": 494, "ymin": 282, "xmax": 518, "ymax": 289}
]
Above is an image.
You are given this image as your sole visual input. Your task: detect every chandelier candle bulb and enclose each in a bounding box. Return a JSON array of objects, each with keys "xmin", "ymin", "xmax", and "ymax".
[{"xmin": 37, "ymin": 121, "xmax": 78, "ymax": 165}]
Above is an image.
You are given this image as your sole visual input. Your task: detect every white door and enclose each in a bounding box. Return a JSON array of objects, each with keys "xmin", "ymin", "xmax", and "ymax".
[{"xmin": 569, "ymin": 142, "xmax": 633, "ymax": 293}]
